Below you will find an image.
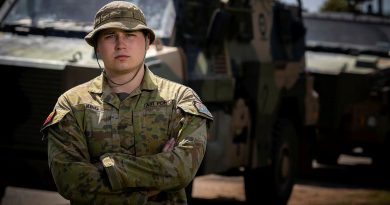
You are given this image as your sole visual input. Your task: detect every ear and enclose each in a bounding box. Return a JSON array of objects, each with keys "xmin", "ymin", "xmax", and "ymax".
[
  {"xmin": 145, "ymin": 36, "xmax": 150, "ymax": 50},
  {"xmin": 94, "ymin": 46, "xmax": 102, "ymax": 59}
]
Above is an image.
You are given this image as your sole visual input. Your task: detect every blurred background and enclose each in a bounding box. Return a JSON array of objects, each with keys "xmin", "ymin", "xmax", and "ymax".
[{"xmin": 0, "ymin": 0, "xmax": 389, "ymax": 204}]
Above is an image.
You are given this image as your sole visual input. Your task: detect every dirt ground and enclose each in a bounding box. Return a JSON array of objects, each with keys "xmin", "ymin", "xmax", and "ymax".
[
  {"xmin": 289, "ymin": 184, "xmax": 390, "ymax": 205},
  {"xmin": 192, "ymin": 156, "xmax": 390, "ymax": 205},
  {"xmin": 192, "ymin": 174, "xmax": 390, "ymax": 205}
]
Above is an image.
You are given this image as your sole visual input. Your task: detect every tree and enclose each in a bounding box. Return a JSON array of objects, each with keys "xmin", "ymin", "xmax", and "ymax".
[{"xmin": 320, "ymin": 0, "xmax": 349, "ymax": 12}]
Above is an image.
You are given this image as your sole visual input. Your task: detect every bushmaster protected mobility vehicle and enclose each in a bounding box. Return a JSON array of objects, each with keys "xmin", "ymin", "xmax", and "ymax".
[{"xmin": 304, "ymin": 9, "xmax": 390, "ymax": 168}]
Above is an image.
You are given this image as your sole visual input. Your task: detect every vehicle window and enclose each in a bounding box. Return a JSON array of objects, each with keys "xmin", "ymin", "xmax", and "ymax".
[
  {"xmin": 2, "ymin": 0, "xmax": 175, "ymax": 38},
  {"xmin": 304, "ymin": 15, "xmax": 390, "ymax": 53}
]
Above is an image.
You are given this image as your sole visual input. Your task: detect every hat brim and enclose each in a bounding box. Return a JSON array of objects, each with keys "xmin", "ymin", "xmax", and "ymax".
[{"xmin": 85, "ymin": 21, "xmax": 155, "ymax": 46}]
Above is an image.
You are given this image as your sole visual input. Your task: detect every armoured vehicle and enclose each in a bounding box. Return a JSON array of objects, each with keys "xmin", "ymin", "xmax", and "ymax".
[
  {"xmin": 304, "ymin": 9, "xmax": 390, "ymax": 167},
  {"xmin": 0, "ymin": 0, "xmax": 317, "ymax": 204}
]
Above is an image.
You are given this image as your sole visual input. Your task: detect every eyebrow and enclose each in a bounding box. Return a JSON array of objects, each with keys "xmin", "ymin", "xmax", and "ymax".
[
  {"xmin": 100, "ymin": 30, "xmax": 116, "ymax": 35},
  {"xmin": 101, "ymin": 30, "xmax": 138, "ymax": 35}
]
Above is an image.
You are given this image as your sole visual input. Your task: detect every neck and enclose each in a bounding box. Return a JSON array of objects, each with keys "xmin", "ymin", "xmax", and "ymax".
[{"xmin": 105, "ymin": 65, "xmax": 145, "ymax": 94}]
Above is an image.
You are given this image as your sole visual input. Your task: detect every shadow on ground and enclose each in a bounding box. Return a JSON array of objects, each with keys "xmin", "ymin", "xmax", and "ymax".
[
  {"xmin": 298, "ymin": 162, "xmax": 390, "ymax": 191},
  {"xmin": 191, "ymin": 198, "xmax": 246, "ymax": 205}
]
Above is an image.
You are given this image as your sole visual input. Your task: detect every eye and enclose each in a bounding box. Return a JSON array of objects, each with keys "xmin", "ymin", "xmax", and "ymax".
[
  {"xmin": 125, "ymin": 32, "xmax": 136, "ymax": 37},
  {"xmin": 104, "ymin": 34, "xmax": 115, "ymax": 39}
]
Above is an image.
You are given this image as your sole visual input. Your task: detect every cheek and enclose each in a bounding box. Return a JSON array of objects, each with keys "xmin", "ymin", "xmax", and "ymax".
[
  {"xmin": 136, "ymin": 41, "xmax": 148, "ymax": 55},
  {"xmin": 97, "ymin": 44, "xmax": 112, "ymax": 59}
]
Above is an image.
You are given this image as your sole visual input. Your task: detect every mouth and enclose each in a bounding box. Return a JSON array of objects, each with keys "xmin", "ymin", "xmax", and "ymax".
[{"xmin": 115, "ymin": 55, "xmax": 129, "ymax": 61}]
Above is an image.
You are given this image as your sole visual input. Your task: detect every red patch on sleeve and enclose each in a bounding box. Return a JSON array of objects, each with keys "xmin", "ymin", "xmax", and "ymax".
[{"xmin": 43, "ymin": 110, "xmax": 56, "ymax": 127}]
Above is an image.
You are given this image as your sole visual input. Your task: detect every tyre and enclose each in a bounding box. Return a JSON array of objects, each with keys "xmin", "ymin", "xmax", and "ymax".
[{"xmin": 244, "ymin": 119, "xmax": 298, "ymax": 205}]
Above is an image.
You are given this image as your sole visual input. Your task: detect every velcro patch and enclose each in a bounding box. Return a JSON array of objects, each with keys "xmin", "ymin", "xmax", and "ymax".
[
  {"xmin": 193, "ymin": 101, "xmax": 213, "ymax": 119},
  {"xmin": 43, "ymin": 110, "xmax": 56, "ymax": 127},
  {"xmin": 144, "ymin": 100, "xmax": 173, "ymax": 109}
]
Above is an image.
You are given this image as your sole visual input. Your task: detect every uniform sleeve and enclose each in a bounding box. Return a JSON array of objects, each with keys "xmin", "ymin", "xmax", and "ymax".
[
  {"xmin": 45, "ymin": 107, "xmax": 148, "ymax": 204},
  {"xmin": 100, "ymin": 108, "xmax": 210, "ymax": 192}
]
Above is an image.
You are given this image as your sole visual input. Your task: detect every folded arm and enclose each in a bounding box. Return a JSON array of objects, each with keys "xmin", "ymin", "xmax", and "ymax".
[{"xmin": 101, "ymin": 113, "xmax": 208, "ymax": 191}]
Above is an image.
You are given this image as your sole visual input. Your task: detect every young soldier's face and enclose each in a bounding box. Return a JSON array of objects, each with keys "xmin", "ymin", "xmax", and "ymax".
[{"xmin": 96, "ymin": 28, "xmax": 149, "ymax": 76}]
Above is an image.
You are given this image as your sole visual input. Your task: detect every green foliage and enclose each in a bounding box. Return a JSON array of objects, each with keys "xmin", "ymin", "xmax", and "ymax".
[{"xmin": 320, "ymin": 0, "xmax": 350, "ymax": 12}]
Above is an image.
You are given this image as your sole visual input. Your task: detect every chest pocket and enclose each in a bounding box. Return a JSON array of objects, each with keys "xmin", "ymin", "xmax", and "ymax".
[
  {"xmin": 136, "ymin": 101, "xmax": 174, "ymax": 155},
  {"xmin": 83, "ymin": 105, "xmax": 113, "ymax": 158}
]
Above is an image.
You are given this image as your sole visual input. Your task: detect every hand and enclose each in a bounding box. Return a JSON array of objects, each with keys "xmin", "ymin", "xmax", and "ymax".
[{"xmin": 162, "ymin": 138, "xmax": 175, "ymax": 152}]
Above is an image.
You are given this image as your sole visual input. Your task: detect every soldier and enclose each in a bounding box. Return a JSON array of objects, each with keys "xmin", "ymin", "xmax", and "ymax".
[{"xmin": 41, "ymin": 1, "xmax": 213, "ymax": 204}]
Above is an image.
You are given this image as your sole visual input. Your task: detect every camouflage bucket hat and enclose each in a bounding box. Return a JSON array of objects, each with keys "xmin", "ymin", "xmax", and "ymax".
[{"xmin": 85, "ymin": 1, "xmax": 155, "ymax": 46}]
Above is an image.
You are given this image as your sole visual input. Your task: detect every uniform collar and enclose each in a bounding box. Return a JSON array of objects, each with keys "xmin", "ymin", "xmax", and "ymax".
[
  {"xmin": 140, "ymin": 66, "xmax": 158, "ymax": 91},
  {"xmin": 88, "ymin": 65, "xmax": 158, "ymax": 95}
]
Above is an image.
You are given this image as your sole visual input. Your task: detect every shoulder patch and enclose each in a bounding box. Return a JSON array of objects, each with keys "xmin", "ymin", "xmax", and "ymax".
[
  {"xmin": 193, "ymin": 101, "xmax": 213, "ymax": 119},
  {"xmin": 40, "ymin": 108, "xmax": 70, "ymax": 133},
  {"xmin": 43, "ymin": 110, "xmax": 56, "ymax": 128}
]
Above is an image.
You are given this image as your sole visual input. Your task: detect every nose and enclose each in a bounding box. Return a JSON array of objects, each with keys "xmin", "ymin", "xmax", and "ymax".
[{"xmin": 115, "ymin": 33, "xmax": 126, "ymax": 50}]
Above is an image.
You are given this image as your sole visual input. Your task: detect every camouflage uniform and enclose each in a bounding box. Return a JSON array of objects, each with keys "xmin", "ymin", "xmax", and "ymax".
[{"xmin": 41, "ymin": 67, "xmax": 212, "ymax": 205}]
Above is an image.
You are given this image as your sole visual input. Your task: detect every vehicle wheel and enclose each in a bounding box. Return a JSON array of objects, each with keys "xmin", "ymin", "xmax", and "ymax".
[
  {"xmin": 271, "ymin": 119, "xmax": 299, "ymax": 204},
  {"xmin": 244, "ymin": 119, "xmax": 298, "ymax": 205}
]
